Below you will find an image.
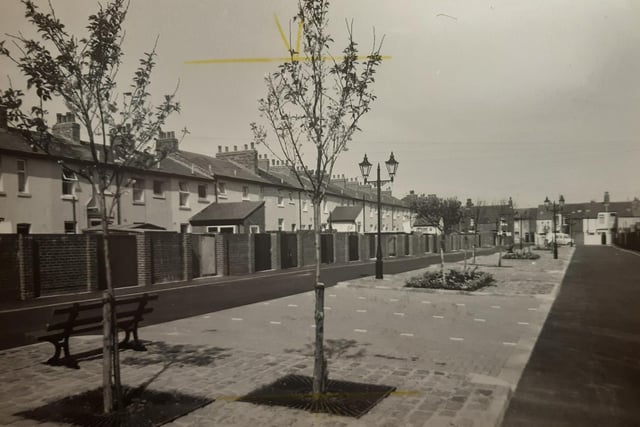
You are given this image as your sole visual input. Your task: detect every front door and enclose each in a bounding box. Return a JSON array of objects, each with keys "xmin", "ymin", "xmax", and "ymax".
[{"xmin": 601, "ymin": 232, "xmax": 607, "ymax": 245}]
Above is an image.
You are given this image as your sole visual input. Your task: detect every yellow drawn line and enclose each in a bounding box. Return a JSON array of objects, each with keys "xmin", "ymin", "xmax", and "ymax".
[
  {"xmin": 185, "ymin": 55, "xmax": 392, "ymax": 65},
  {"xmin": 274, "ymin": 14, "xmax": 291, "ymax": 52}
]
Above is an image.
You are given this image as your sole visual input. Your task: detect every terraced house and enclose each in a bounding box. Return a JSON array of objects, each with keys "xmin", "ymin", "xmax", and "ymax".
[{"xmin": 0, "ymin": 109, "xmax": 411, "ymax": 234}]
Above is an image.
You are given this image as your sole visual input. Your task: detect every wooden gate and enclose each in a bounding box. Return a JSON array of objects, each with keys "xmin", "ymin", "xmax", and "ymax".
[
  {"xmin": 348, "ymin": 234, "xmax": 359, "ymax": 261},
  {"xmin": 321, "ymin": 234, "xmax": 334, "ymax": 263},
  {"xmin": 369, "ymin": 234, "xmax": 376, "ymax": 258},
  {"xmin": 254, "ymin": 233, "xmax": 272, "ymax": 272},
  {"xmin": 192, "ymin": 234, "xmax": 216, "ymax": 278},
  {"xmin": 98, "ymin": 234, "xmax": 138, "ymax": 289},
  {"xmin": 280, "ymin": 232, "xmax": 298, "ymax": 269}
]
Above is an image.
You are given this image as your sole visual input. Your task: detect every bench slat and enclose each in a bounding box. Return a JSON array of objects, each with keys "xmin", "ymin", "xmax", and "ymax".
[
  {"xmin": 46, "ymin": 307, "xmax": 154, "ymax": 332},
  {"xmin": 52, "ymin": 294, "xmax": 159, "ymax": 315}
]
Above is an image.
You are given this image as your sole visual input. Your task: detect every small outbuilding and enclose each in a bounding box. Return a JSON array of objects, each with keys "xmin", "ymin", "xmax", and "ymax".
[{"xmin": 190, "ymin": 201, "xmax": 265, "ymax": 234}]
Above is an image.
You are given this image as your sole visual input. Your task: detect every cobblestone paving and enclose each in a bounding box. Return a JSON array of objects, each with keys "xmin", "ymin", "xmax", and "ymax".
[{"xmin": 0, "ymin": 248, "xmax": 573, "ymax": 426}]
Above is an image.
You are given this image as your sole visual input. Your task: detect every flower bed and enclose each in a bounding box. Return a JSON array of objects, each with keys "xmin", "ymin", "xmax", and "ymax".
[
  {"xmin": 405, "ymin": 267, "xmax": 495, "ymax": 291},
  {"xmin": 502, "ymin": 252, "xmax": 540, "ymax": 260}
]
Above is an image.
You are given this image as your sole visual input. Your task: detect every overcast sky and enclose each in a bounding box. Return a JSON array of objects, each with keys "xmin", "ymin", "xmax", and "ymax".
[{"xmin": 1, "ymin": 0, "xmax": 638, "ymax": 207}]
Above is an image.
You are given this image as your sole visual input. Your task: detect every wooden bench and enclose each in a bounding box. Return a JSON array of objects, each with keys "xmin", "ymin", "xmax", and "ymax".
[{"xmin": 37, "ymin": 293, "xmax": 158, "ymax": 368}]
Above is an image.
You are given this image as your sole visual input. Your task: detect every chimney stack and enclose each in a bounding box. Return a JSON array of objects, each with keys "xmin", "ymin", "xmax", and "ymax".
[
  {"xmin": 52, "ymin": 112, "xmax": 81, "ymax": 143},
  {"xmin": 258, "ymin": 153, "xmax": 270, "ymax": 171},
  {"xmin": 215, "ymin": 141, "xmax": 259, "ymax": 173},
  {"xmin": 156, "ymin": 130, "xmax": 179, "ymax": 154}
]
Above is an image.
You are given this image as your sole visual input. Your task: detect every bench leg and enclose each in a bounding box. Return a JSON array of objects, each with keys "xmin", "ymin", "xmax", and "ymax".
[
  {"xmin": 45, "ymin": 338, "xmax": 79, "ymax": 369},
  {"xmin": 119, "ymin": 328, "xmax": 146, "ymax": 351}
]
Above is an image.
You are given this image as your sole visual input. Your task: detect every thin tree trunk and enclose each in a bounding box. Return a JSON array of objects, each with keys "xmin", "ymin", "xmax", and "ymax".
[
  {"xmin": 312, "ymin": 202, "xmax": 326, "ymax": 397},
  {"xmin": 440, "ymin": 235, "xmax": 446, "ymax": 285},
  {"xmin": 99, "ymin": 189, "xmax": 121, "ymax": 413}
]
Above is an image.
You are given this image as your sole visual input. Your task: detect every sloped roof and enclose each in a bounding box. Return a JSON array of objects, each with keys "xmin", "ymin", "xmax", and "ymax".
[
  {"xmin": 190, "ymin": 201, "xmax": 264, "ymax": 223},
  {"xmin": 176, "ymin": 150, "xmax": 270, "ymax": 183},
  {"xmin": 0, "ymin": 128, "xmax": 211, "ymax": 180},
  {"xmin": 538, "ymin": 201, "xmax": 639, "ymax": 219},
  {"xmin": 329, "ymin": 206, "xmax": 362, "ymax": 222},
  {"xmin": 413, "ymin": 217, "xmax": 439, "ymax": 227}
]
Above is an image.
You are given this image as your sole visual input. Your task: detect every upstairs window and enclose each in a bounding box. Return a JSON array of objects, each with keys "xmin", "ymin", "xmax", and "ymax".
[
  {"xmin": 277, "ymin": 190, "xmax": 284, "ymax": 206},
  {"xmin": 217, "ymin": 182, "xmax": 226, "ymax": 197},
  {"xmin": 132, "ymin": 179, "xmax": 145, "ymax": 203},
  {"xmin": 198, "ymin": 184, "xmax": 207, "ymax": 200},
  {"xmin": 278, "ymin": 218, "xmax": 284, "ymax": 231},
  {"xmin": 17, "ymin": 159, "xmax": 27, "ymax": 193},
  {"xmin": 62, "ymin": 170, "xmax": 77, "ymax": 196},
  {"xmin": 179, "ymin": 182, "xmax": 189, "ymax": 207},
  {"xmin": 242, "ymin": 186, "xmax": 249, "ymax": 200},
  {"xmin": 153, "ymin": 180, "xmax": 164, "ymax": 197}
]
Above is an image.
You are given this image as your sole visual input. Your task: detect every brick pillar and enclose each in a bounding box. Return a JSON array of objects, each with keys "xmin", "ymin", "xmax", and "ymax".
[
  {"xmin": 136, "ymin": 234, "xmax": 152, "ymax": 286},
  {"xmin": 86, "ymin": 235, "xmax": 98, "ymax": 292},
  {"xmin": 270, "ymin": 233, "xmax": 281, "ymax": 270},
  {"xmin": 182, "ymin": 233, "xmax": 193, "ymax": 281},
  {"xmin": 18, "ymin": 234, "xmax": 35, "ymax": 300}
]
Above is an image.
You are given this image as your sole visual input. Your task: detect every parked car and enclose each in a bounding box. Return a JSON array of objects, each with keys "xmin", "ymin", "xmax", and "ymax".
[{"xmin": 546, "ymin": 232, "xmax": 574, "ymax": 246}]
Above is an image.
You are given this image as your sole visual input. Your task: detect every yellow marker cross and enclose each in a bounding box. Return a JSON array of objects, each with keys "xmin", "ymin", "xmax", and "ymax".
[{"xmin": 185, "ymin": 14, "xmax": 391, "ymax": 65}]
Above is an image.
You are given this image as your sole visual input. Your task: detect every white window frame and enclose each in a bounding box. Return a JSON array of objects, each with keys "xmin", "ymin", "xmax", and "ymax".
[
  {"xmin": 198, "ymin": 183, "xmax": 208, "ymax": 201},
  {"xmin": 323, "ymin": 201, "xmax": 328, "ymax": 214},
  {"xmin": 132, "ymin": 178, "xmax": 145, "ymax": 203},
  {"xmin": 277, "ymin": 190, "xmax": 284, "ymax": 207},
  {"xmin": 153, "ymin": 180, "xmax": 165, "ymax": 198},
  {"xmin": 206, "ymin": 225, "xmax": 237, "ymax": 234},
  {"xmin": 217, "ymin": 182, "xmax": 226, "ymax": 199},
  {"xmin": 17, "ymin": 159, "xmax": 27, "ymax": 193},
  {"xmin": 62, "ymin": 169, "xmax": 78, "ymax": 197},
  {"xmin": 249, "ymin": 225, "xmax": 260, "ymax": 233},
  {"xmin": 242, "ymin": 185, "xmax": 250, "ymax": 200},
  {"xmin": 302, "ymin": 200, "xmax": 308, "ymax": 212},
  {"xmin": 179, "ymin": 181, "xmax": 190, "ymax": 207},
  {"xmin": 278, "ymin": 218, "xmax": 284, "ymax": 231},
  {"xmin": 288, "ymin": 191, "xmax": 295, "ymax": 205}
]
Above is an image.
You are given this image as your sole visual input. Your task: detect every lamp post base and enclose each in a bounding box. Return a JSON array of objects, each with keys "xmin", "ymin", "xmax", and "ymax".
[{"xmin": 375, "ymin": 259, "xmax": 383, "ymax": 279}]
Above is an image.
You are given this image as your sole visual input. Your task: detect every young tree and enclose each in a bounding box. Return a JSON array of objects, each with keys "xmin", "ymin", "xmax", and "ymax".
[
  {"xmin": 1, "ymin": 0, "xmax": 181, "ymax": 412},
  {"xmin": 251, "ymin": 0, "xmax": 384, "ymax": 397},
  {"xmin": 465, "ymin": 200, "xmax": 486, "ymax": 265},
  {"xmin": 408, "ymin": 194, "xmax": 463, "ymax": 284}
]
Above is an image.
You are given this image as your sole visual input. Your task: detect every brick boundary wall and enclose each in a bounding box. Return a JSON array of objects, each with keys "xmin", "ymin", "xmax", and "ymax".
[
  {"xmin": 136, "ymin": 234, "xmax": 152, "ymax": 286},
  {"xmin": 149, "ymin": 232, "xmax": 183, "ymax": 284},
  {"xmin": 0, "ymin": 235, "xmax": 19, "ymax": 301},
  {"xmin": 227, "ymin": 234, "xmax": 253, "ymax": 276}
]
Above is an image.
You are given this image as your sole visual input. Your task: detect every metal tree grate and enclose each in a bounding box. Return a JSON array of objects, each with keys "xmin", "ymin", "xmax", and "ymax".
[{"xmin": 237, "ymin": 374, "xmax": 396, "ymax": 418}]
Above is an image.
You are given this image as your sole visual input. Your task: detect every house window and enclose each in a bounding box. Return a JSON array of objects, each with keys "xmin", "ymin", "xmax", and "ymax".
[
  {"xmin": 242, "ymin": 186, "xmax": 249, "ymax": 200},
  {"xmin": 198, "ymin": 184, "xmax": 207, "ymax": 200},
  {"xmin": 180, "ymin": 223, "xmax": 190, "ymax": 233},
  {"xmin": 278, "ymin": 218, "xmax": 284, "ymax": 231},
  {"xmin": 153, "ymin": 180, "xmax": 164, "ymax": 197},
  {"xmin": 277, "ymin": 190, "xmax": 284, "ymax": 206},
  {"xmin": 249, "ymin": 225, "xmax": 260, "ymax": 233},
  {"xmin": 323, "ymin": 201, "xmax": 328, "ymax": 214},
  {"xmin": 217, "ymin": 182, "xmax": 226, "ymax": 197},
  {"xmin": 132, "ymin": 179, "xmax": 145, "ymax": 203},
  {"xmin": 64, "ymin": 221, "xmax": 76, "ymax": 234},
  {"xmin": 370, "ymin": 208, "xmax": 374, "ymax": 218},
  {"xmin": 291, "ymin": 223, "xmax": 297, "ymax": 231},
  {"xmin": 206, "ymin": 225, "xmax": 236, "ymax": 234},
  {"xmin": 62, "ymin": 170, "xmax": 77, "ymax": 196},
  {"xmin": 259, "ymin": 185, "xmax": 265, "ymax": 200},
  {"xmin": 303, "ymin": 200, "xmax": 308, "ymax": 212},
  {"xmin": 179, "ymin": 182, "xmax": 189, "ymax": 207},
  {"xmin": 17, "ymin": 159, "xmax": 27, "ymax": 193},
  {"xmin": 289, "ymin": 192, "xmax": 294, "ymax": 204}
]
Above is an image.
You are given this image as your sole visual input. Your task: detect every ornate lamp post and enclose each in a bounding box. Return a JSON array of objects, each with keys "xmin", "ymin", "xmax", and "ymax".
[
  {"xmin": 359, "ymin": 152, "xmax": 399, "ymax": 279},
  {"xmin": 544, "ymin": 194, "xmax": 565, "ymax": 259}
]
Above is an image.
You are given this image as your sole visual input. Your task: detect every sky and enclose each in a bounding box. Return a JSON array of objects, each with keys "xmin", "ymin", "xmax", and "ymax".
[{"xmin": 1, "ymin": 0, "xmax": 639, "ymax": 208}]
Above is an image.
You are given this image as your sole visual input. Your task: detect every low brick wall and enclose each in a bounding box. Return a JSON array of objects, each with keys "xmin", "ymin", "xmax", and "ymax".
[
  {"xmin": 227, "ymin": 234, "xmax": 253, "ymax": 276},
  {"xmin": 31, "ymin": 234, "xmax": 97, "ymax": 296},
  {"xmin": 0, "ymin": 235, "xmax": 19, "ymax": 301},
  {"xmin": 298, "ymin": 231, "xmax": 315, "ymax": 267}
]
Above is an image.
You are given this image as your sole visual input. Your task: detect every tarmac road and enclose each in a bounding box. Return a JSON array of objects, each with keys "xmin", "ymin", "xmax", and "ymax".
[
  {"xmin": 0, "ymin": 248, "xmax": 494, "ymax": 350},
  {"xmin": 502, "ymin": 245, "xmax": 640, "ymax": 426}
]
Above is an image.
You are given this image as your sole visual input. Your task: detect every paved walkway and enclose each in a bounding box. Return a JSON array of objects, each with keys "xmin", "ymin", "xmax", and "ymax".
[
  {"xmin": 502, "ymin": 246, "xmax": 640, "ymax": 426},
  {"xmin": 0, "ymin": 248, "xmax": 573, "ymax": 426}
]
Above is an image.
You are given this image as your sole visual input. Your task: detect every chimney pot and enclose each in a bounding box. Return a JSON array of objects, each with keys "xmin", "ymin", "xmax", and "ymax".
[
  {"xmin": 244, "ymin": 144, "xmax": 248, "ymax": 150},
  {"xmin": 233, "ymin": 145, "xmax": 237, "ymax": 151},
  {"xmin": 225, "ymin": 146, "xmax": 229, "ymax": 152},
  {"xmin": 218, "ymin": 145, "xmax": 222, "ymax": 152},
  {"xmin": 250, "ymin": 142, "xmax": 255, "ymax": 149}
]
